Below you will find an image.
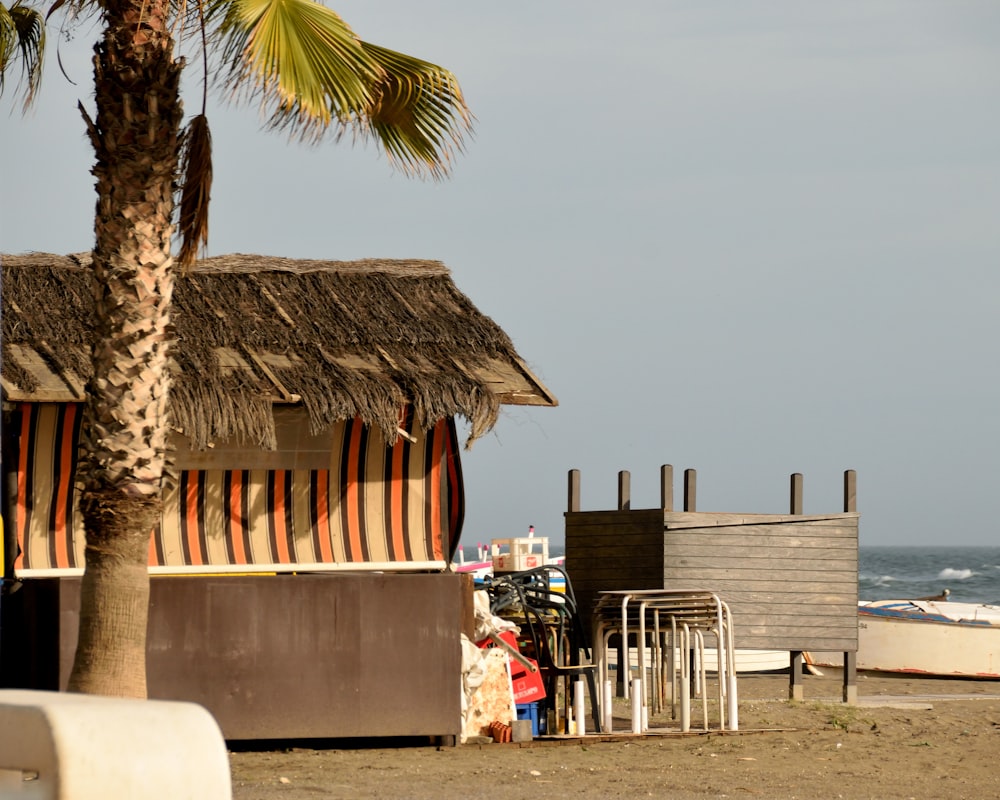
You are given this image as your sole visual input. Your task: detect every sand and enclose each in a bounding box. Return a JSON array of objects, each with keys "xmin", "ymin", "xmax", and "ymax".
[{"xmin": 229, "ymin": 669, "xmax": 1000, "ymax": 799}]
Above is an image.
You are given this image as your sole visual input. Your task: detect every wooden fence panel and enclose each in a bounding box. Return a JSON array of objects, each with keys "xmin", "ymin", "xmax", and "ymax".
[{"xmin": 566, "ymin": 508, "xmax": 859, "ymax": 653}]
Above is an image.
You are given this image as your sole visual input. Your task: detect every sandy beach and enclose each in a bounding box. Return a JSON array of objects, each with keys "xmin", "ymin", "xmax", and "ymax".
[{"xmin": 229, "ymin": 668, "xmax": 1000, "ymax": 799}]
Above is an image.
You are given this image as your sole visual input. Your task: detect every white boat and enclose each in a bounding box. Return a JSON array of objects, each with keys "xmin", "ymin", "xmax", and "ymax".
[
  {"xmin": 726, "ymin": 649, "xmax": 794, "ymax": 673},
  {"xmin": 453, "ymin": 534, "xmax": 565, "ymax": 583},
  {"xmin": 601, "ymin": 638, "xmax": 791, "ymax": 676},
  {"xmin": 453, "ymin": 550, "xmax": 494, "ymax": 580},
  {"xmin": 813, "ymin": 599, "xmax": 1000, "ymax": 678}
]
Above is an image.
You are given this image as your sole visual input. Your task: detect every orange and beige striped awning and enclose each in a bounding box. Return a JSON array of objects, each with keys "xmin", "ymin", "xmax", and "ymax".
[{"xmin": 8, "ymin": 403, "xmax": 464, "ymax": 577}]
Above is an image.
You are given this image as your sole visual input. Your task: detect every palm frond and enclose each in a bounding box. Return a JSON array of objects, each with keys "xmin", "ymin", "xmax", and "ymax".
[
  {"xmin": 206, "ymin": 0, "xmax": 470, "ymax": 175},
  {"xmin": 359, "ymin": 41, "xmax": 471, "ymax": 179},
  {"xmin": 208, "ymin": 0, "xmax": 379, "ymax": 137},
  {"xmin": 0, "ymin": 0, "xmax": 45, "ymax": 110},
  {"xmin": 177, "ymin": 113, "xmax": 213, "ymax": 272}
]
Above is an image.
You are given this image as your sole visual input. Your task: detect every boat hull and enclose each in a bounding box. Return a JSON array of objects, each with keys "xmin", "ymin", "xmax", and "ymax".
[
  {"xmin": 810, "ymin": 601, "xmax": 1000, "ymax": 678},
  {"xmin": 606, "ymin": 647, "xmax": 790, "ymax": 675}
]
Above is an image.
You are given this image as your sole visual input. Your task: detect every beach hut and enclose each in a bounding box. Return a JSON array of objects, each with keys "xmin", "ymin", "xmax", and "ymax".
[{"xmin": 0, "ymin": 252, "xmax": 556, "ymax": 740}]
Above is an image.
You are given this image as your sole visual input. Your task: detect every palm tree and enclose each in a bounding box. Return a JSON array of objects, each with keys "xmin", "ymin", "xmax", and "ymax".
[{"xmin": 2, "ymin": 0, "xmax": 470, "ymax": 697}]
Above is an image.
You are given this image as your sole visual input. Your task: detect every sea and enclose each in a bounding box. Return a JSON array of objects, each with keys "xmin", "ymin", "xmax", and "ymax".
[
  {"xmin": 858, "ymin": 547, "xmax": 1000, "ymax": 606},
  {"xmin": 543, "ymin": 544, "xmax": 1000, "ymax": 607}
]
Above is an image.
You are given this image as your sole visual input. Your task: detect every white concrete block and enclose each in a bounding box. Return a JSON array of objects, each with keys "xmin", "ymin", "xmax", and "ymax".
[{"xmin": 0, "ymin": 690, "xmax": 231, "ymax": 799}]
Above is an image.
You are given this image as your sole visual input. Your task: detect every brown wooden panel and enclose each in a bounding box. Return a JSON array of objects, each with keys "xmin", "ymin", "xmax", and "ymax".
[
  {"xmin": 566, "ymin": 506, "xmax": 859, "ymax": 653},
  {"xmin": 1, "ymin": 573, "xmax": 466, "ymax": 741}
]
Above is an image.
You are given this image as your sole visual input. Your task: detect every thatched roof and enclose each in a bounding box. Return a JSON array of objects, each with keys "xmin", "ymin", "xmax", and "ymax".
[{"xmin": 1, "ymin": 252, "xmax": 556, "ymax": 449}]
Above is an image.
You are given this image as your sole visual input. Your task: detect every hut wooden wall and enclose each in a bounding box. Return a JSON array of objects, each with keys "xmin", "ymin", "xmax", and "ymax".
[
  {"xmin": 566, "ymin": 509, "xmax": 859, "ymax": 653},
  {"xmin": 0, "ymin": 573, "xmax": 469, "ymax": 740},
  {"xmin": 565, "ymin": 508, "xmax": 665, "ymax": 613}
]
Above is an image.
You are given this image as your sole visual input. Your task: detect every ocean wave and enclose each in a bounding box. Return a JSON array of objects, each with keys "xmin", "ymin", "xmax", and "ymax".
[{"xmin": 938, "ymin": 568, "xmax": 974, "ymax": 581}]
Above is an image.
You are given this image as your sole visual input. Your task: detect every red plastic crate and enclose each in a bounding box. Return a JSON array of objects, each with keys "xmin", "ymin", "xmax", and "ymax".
[{"xmin": 509, "ymin": 656, "xmax": 545, "ymax": 703}]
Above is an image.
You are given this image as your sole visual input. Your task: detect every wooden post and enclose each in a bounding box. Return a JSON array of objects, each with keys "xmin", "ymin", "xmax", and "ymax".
[
  {"xmin": 843, "ymin": 469, "xmax": 858, "ymax": 703},
  {"xmin": 568, "ymin": 469, "xmax": 581, "ymax": 513},
  {"xmin": 683, "ymin": 469, "xmax": 696, "ymax": 512},
  {"xmin": 790, "ymin": 473, "xmax": 803, "ymax": 515},
  {"xmin": 789, "ymin": 651, "xmax": 804, "ymax": 701},
  {"xmin": 843, "ymin": 650, "xmax": 858, "ymax": 704},
  {"xmin": 788, "ymin": 475, "xmax": 804, "ymax": 698},
  {"xmin": 843, "ymin": 469, "xmax": 857, "ymax": 512},
  {"xmin": 616, "ymin": 633, "xmax": 628, "ymax": 698},
  {"xmin": 618, "ymin": 471, "xmax": 630, "ymax": 511},
  {"xmin": 660, "ymin": 465, "xmax": 673, "ymax": 512},
  {"xmin": 614, "ymin": 470, "xmax": 630, "ymax": 695}
]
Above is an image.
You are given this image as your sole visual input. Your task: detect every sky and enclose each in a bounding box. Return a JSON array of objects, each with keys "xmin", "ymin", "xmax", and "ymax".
[{"xmin": 3, "ymin": 1, "xmax": 1000, "ymax": 548}]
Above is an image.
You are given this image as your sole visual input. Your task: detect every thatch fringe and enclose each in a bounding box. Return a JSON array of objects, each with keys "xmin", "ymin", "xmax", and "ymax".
[
  {"xmin": 169, "ymin": 378, "xmax": 277, "ymax": 451},
  {"xmin": 2, "ymin": 252, "xmax": 544, "ymax": 449}
]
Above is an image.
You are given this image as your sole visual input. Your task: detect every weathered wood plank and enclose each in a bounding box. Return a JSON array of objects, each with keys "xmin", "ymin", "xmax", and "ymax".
[
  {"xmin": 569, "ymin": 535, "xmax": 663, "ymax": 547},
  {"xmin": 568, "ymin": 562, "xmax": 668, "ymax": 579},
  {"xmin": 734, "ymin": 635, "xmax": 857, "ymax": 650},
  {"xmin": 566, "ymin": 510, "xmax": 665, "ymax": 527},
  {"xmin": 572, "ymin": 562, "xmax": 667, "ymax": 579},
  {"xmin": 573, "ymin": 571, "xmax": 668, "ymax": 586},
  {"xmin": 662, "ymin": 511, "xmax": 860, "ymax": 528},
  {"xmin": 566, "ymin": 529, "xmax": 641, "ymax": 540},
  {"xmin": 566, "ymin": 530, "xmax": 664, "ymax": 545},
  {"xmin": 663, "ymin": 530, "xmax": 858, "ymax": 550},
  {"xmin": 569, "ymin": 538, "xmax": 662, "ymax": 555},
  {"xmin": 664, "ymin": 566, "xmax": 857, "ymax": 584},
  {"xmin": 657, "ymin": 582, "xmax": 857, "ymax": 600},
  {"xmin": 710, "ymin": 598, "xmax": 858, "ymax": 614},
  {"xmin": 567, "ymin": 510, "xmax": 859, "ymax": 529},
  {"xmin": 568, "ymin": 551, "xmax": 665, "ymax": 565},
  {"xmin": 723, "ymin": 612, "xmax": 858, "ymax": 628},
  {"xmin": 738, "ymin": 624, "xmax": 856, "ymax": 641},
  {"xmin": 665, "ymin": 553, "xmax": 857, "ymax": 570}
]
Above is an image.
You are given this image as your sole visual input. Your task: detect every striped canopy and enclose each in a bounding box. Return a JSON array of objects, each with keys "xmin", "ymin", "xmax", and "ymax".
[{"xmin": 8, "ymin": 403, "xmax": 464, "ymax": 577}]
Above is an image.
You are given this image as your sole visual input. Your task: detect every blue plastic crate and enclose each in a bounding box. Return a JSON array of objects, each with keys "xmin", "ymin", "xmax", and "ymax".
[{"xmin": 515, "ymin": 701, "xmax": 546, "ymax": 737}]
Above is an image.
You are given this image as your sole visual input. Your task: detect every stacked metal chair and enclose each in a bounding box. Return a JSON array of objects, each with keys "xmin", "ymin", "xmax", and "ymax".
[
  {"xmin": 592, "ymin": 589, "xmax": 738, "ymax": 733},
  {"xmin": 480, "ymin": 565, "xmax": 602, "ymax": 734}
]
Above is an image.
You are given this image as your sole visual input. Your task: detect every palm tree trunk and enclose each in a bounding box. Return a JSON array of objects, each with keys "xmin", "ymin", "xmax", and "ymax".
[{"xmin": 67, "ymin": 0, "xmax": 184, "ymax": 697}]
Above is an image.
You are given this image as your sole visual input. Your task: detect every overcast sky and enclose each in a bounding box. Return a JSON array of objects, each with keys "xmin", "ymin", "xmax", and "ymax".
[{"xmin": 3, "ymin": 1, "xmax": 1000, "ymax": 548}]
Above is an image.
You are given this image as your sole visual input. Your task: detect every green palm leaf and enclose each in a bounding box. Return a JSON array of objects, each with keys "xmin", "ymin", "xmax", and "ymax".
[
  {"xmin": 208, "ymin": 0, "xmax": 470, "ymax": 176},
  {"xmin": 360, "ymin": 41, "xmax": 470, "ymax": 179},
  {"xmin": 0, "ymin": 0, "xmax": 45, "ymax": 109},
  {"xmin": 210, "ymin": 0, "xmax": 379, "ymax": 134}
]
